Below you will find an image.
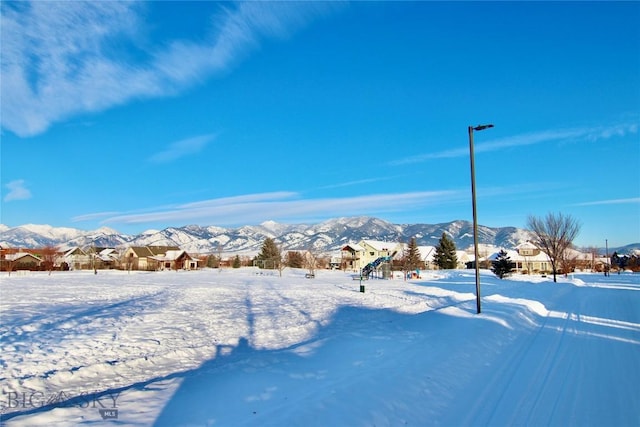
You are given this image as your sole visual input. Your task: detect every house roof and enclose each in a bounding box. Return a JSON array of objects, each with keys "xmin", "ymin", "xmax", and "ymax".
[
  {"xmin": 97, "ymin": 251, "xmax": 119, "ymax": 262},
  {"xmin": 64, "ymin": 247, "xmax": 86, "ymax": 257},
  {"xmin": 342, "ymin": 243, "xmax": 365, "ymax": 252},
  {"xmin": 128, "ymin": 246, "xmax": 180, "ymax": 257},
  {"xmin": 456, "ymin": 251, "xmax": 471, "ymax": 262},
  {"xmin": 564, "ymin": 248, "xmax": 593, "ymax": 261},
  {"xmin": 148, "ymin": 246, "xmax": 180, "ymax": 255},
  {"xmin": 361, "ymin": 240, "xmax": 398, "ymax": 252},
  {"xmin": 417, "ymin": 246, "xmax": 436, "ymax": 261},
  {"xmin": 128, "ymin": 247, "xmax": 152, "ymax": 257},
  {"xmin": 516, "ymin": 241, "xmax": 539, "ymax": 250},
  {"xmin": 167, "ymin": 250, "xmax": 192, "ymax": 261},
  {"xmin": 5, "ymin": 252, "xmax": 41, "ymax": 262},
  {"xmin": 487, "ymin": 249, "xmax": 520, "ymax": 261},
  {"xmin": 150, "ymin": 250, "xmax": 196, "ymax": 262},
  {"xmin": 0, "ymin": 248, "xmax": 60, "ymax": 256},
  {"xmin": 488, "ymin": 249, "xmax": 550, "ymax": 262}
]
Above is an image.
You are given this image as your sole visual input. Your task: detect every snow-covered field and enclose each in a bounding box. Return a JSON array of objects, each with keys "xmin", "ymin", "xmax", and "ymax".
[{"xmin": 1, "ymin": 268, "xmax": 638, "ymax": 426}]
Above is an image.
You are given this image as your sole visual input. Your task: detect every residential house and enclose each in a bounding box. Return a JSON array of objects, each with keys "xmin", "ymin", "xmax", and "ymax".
[
  {"xmin": 562, "ymin": 248, "xmax": 599, "ymax": 272},
  {"xmin": 513, "ymin": 241, "xmax": 552, "ymax": 273},
  {"xmin": 1, "ymin": 247, "xmax": 62, "ymax": 271},
  {"xmin": 414, "ymin": 246, "xmax": 471, "ymax": 270},
  {"xmin": 94, "ymin": 248, "xmax": 120, "ymax": 269},
  {"xmin": 329, "ymin": 252, "xmax": 342, "ymax": 270},
  {"xmin": 121, "ymin": 246, "xmax": 180, "ymax": 271},
  {"xmin": 455, "ymin": 251, "xmax": 472, "ymax": 270},
  {"xmin": 63, "ymin": 247, "xmax": 90, "ymax": 270},
  {"xmin": 3, "ymin": 252, "xmax": 42, "ymax": 271},
  {"xmin": 150, "ymin": 249, "xmax": 199, "ymax": 271},
  {"xmin": 487, "ymin": 242, "xmax": 552, "ymax": 274},
  {"xmin": 417, "ymin": 246, "xmax": 436, "ymax": 269},
  {"xmin": 341, "ymin": 240, "xmax": 402, "ymax": 272},
  {"xmin": 341, "ymin": 242, "xmax": 364, "ymax": 271}
]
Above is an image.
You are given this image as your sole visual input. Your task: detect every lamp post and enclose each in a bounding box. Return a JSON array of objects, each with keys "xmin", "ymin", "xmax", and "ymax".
[
  {"xmin": 468, "ymin": 124, "xmax": 493, "ymax": 314},
  {"xmin": 605, "ymin": 239, "xmax": 609, "ymax": 276}
]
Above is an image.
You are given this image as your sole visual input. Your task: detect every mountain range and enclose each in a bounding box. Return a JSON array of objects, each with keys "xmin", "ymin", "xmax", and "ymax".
[{"xmin": 0, "ymin": 217, "xmax": 636, "ymax": 255}]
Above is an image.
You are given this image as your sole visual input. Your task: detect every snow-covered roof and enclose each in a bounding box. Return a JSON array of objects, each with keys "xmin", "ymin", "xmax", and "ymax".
[
  {"xmin": 456, "ymin": 251, "xmax": 471, "ymax": 262},
  {"xmin": 63, "ymin": 247, "xmax": 86, "ymax": 257},
  {"xmin": 516, "ymin": 241, "xmax": 539, "ymax": 250},
  {"xmin": 564, "ymin": 248, "xmax": 593, "ymax": 261},
  {"xmin": 150, "ymin": 250, "xmax": 196, "ymax": 262},
  {"xmin": 5, "ymin": 252, "xmax": 41, "ymax": 262},
  {"xmin": 488, "ymin": 249, "xmax": 550, "ymax": 262},
  {"xmin": 128, "ymin": 246, "xmax": 180, "ymax": 257},
  {"xmin": 417, "ymin": 246, "xmax": 435, "ymax": 261},
  {"xmin": 342, "ymin": 243, "xmax": 365, "ymax": 252},
  {"xmin": 487, "ymin": 249, "xmax": 520, "ymax": 261},
  {"xmin": 361, "ymin": 240, "xmax": 399, "ymax": 252}
]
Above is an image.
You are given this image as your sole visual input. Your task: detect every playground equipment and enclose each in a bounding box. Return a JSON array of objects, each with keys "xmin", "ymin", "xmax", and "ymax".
[{"xmin": 361, "ymin": 256, "xmax": 391, "ymax": 278}]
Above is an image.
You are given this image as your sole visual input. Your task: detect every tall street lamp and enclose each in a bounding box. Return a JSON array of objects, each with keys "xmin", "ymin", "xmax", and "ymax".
[{"xmin": 468, "ymin": 123, "xmax": 493, "ymax": 314}]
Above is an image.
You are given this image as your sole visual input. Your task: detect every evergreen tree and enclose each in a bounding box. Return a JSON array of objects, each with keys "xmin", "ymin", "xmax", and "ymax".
[
  {"xmin": 405, "ymin": 237, "xmax": 423, "ymax": 271},
  {"xmin": 232, "ymin": 255, "xmax": 241, "ymax": 268},
  {"xmin": 258, "ymin": 237, "xmax": 281, "ymax": 269},
  {"xmin": 491, "ymin": 249, "xmax": 513, "ymax": 279},
  {"xmin": 433, "ymin": 233, "xmax": 457, "ymax": 269},
  {"xmin": 206, "ymin": 255, "xmax": 219, "ymax": 268}
]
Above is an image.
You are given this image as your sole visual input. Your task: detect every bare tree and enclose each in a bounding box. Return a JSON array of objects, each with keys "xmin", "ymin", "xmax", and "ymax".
[
  {"xmin": 399, "ymin": 239, "xmax": 408, "ymax": 280},
  {"xmin": 559, "ymin": 250, "xmax": 579, "ymax": 276},
  {"xmin": 217, "ymin": 244, "xmax": 223, "ymax": 268},
  {"xmin": 125, "ymin": 252, "xmax": 135, "ymax": 273},
  {"xmin": 41, "ymin": 246, "xmax": 58, "ymax": 276},
  {"xmin": 277, "ymin": 246, "xmax": 287, "ymax": 277},
  {"xmin": 527, "ymin": 212, "xmax": 581, "ymax": 282},
  {"xmin": 5, "ymin": 255, "xmax": 17, "ymax": 276},
  {"xmin": 586, "ymin": 246, "xmax": 600, "ymax": 272},
  {"xmin": 316, "ymin": 255, "xmax": 328, "ymax": 270},
  {"xmin": 304, "ymin": 247, "xmax": 323, "ymax": 277}
]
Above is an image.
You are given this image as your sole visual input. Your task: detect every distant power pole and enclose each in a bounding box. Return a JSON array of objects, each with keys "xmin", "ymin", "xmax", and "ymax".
[{"xmin": 605, "ymin": 239, "xmax": 609, "ymax": 276}]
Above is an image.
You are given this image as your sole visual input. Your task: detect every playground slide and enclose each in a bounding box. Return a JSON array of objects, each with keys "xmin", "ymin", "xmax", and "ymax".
[{"xmin": 361, "ymin": 256, "xmax": 391, "ymax": 277}]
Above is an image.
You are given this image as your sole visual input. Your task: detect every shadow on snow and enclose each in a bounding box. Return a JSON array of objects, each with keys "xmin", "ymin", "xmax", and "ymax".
[{"xmin": 2, "ymin": 273, "xmax": 639, "ymax": 426}]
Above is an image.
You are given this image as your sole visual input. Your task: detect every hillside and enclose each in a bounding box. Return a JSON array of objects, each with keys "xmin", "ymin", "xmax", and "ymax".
[{"xmin": 0, "ymin": 217, "xmax": 637, "ymax": 255}]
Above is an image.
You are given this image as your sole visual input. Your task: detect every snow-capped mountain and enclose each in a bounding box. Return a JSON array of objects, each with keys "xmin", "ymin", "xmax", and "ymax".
[
  {"xmin": 1, "ymin": 216, "xmax": 636, "ymax": 255},
  {"xmin": 0, "ymin": 224, "xmax": 130, "ymax": 251},
  {"xmin": 0, "ymin": 217, "xmax": 526, "ymax": 254}
]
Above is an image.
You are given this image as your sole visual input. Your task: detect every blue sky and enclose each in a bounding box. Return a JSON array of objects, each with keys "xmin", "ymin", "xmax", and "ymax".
[{"xmin": 1, "ymin": 1, "xmax": 639, "ymax": 248}]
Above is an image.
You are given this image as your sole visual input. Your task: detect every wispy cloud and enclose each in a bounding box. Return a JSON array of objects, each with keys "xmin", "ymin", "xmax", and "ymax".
[
  {"xmin": 1, "ymin": 1, "xmax": 341, "ymax": 137},
  {"xmin": 148, "ymin": 134, "xmax": 217, "ymax": 164},
  {"xmin": 3, "ymin": 179, "xmax": 32, "ymax": 202},
  {"xmin": 573, "ymin": 197, "xmax": 640, "ymax": 207},
  {"xmin": 72, "ymin": 211, "xmax": 122, "ymax": 222},
  {"xmin": 318, "ymin": 177, "xmax": 394, "ymax": 190},
  {"xmin": 92, "ymin": 190, "xmax": 464, "ymax": 226},
  {"xmin": 391, "ymin": 121, "xmax": 639, "ymax": 166}
]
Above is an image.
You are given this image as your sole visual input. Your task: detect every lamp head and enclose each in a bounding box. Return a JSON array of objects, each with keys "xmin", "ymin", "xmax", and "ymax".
[{"xmin": 472, "ymin": 124, "xmax": 494, "ymax": 131}]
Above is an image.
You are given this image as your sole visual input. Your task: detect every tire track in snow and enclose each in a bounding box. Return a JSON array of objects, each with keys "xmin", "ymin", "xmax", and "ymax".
[{"xmin": 463, "ymin": 285, "xmax": 577, "ymax": 425}]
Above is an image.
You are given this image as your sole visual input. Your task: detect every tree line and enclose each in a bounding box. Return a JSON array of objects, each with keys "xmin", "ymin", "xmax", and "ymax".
[{"xmin": 252, "ymin": 212, "xmax": 587, "ymax": 281}]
